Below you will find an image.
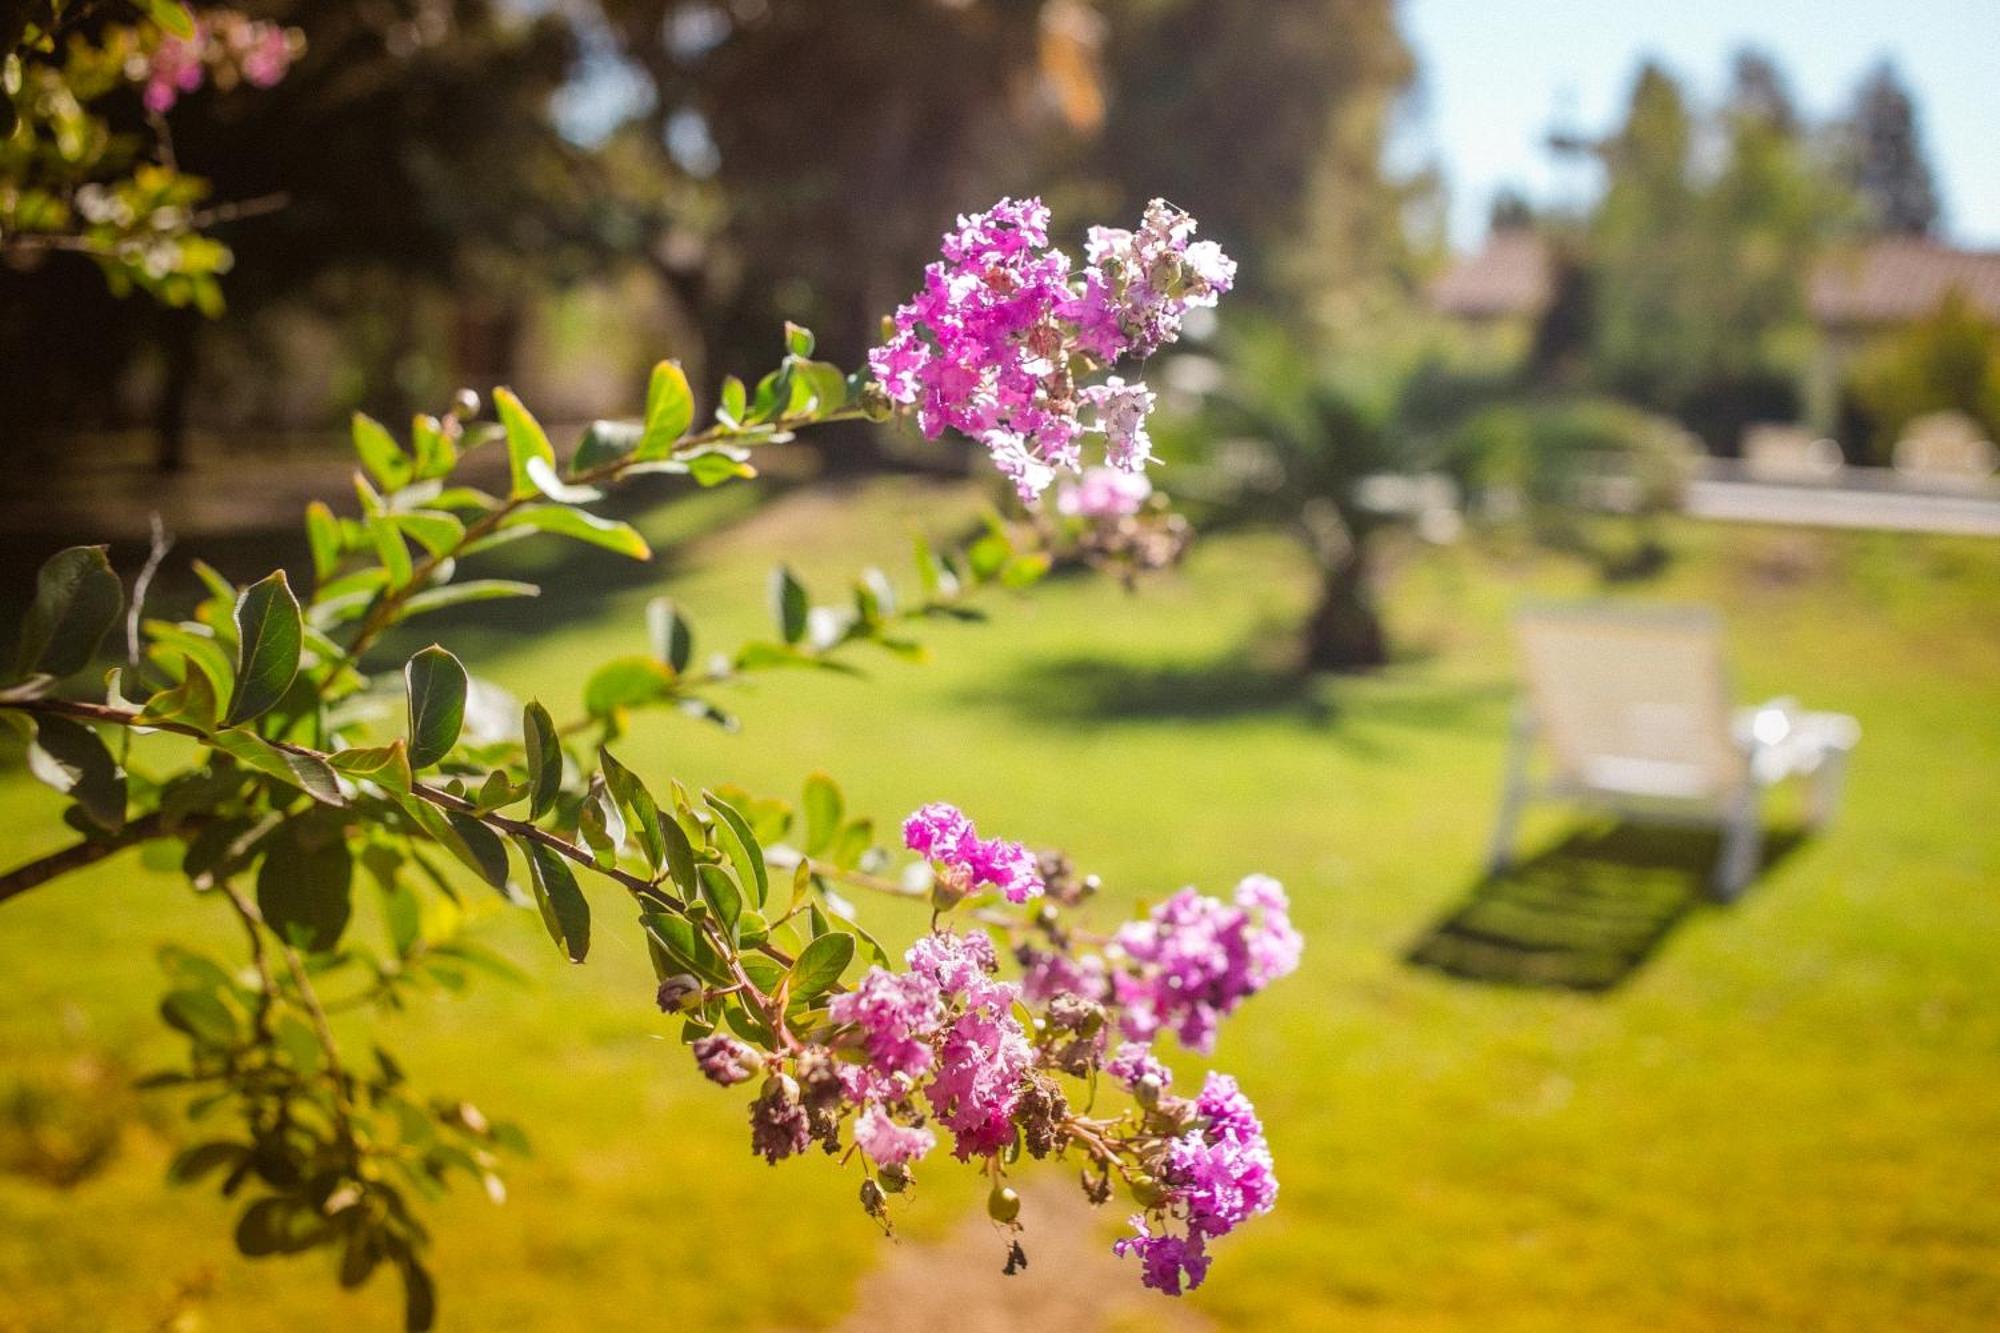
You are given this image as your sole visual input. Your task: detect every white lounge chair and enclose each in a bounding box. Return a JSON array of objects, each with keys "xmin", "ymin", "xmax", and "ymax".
[{"xmin": 1489, "ymin": 605, "xmax": 1859, "ymax": 900}]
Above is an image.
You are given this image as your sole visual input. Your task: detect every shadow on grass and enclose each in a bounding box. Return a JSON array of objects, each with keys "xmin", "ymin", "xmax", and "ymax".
[
  {"xmin": 1405, "ymin": 821, "xmax": 1807, "ymax": 992},
  {"xmin": 962, "ymin": 647, "xmax": 1509, "ymax": 737}
]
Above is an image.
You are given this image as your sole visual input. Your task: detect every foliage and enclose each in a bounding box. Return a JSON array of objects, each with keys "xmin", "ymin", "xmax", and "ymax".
[
  {"xmin": 0, "ymin": 199, "xmax": 1295, "ymax": 1326},
  {"xmin": 0, "ymin": 0, "xmax": 296, "ymax": 309},
  {"xmin": 1836, "ymin": 60, "xmax": 1940, "ymax": 237},
  {"xmin": 1584, "ymin": 55, "xmax": 1839, "ymax": 444},
  {"xmin": 1848, "ymin": 289, "xmax": 2000, "ymax": 458}
]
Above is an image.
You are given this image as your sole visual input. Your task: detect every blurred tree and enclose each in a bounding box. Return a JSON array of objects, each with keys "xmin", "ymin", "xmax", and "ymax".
[
  {"xmin": 1849, "ymin": 290, "xmax": 2000, "ymax": 455},
  {"xmin": 1588, "ymin": 62, "xmax": 1700, "ymax": 410},
  {"xmin": 586, "ymin": 0, "xmax": 1074, "ymax": 384},
  {"xmin": 1193, "ymin": 328, "xmax": 1436, "ymax": 671},
  {"xmin": 1838, "ymin": 61, "xmax": 1940, "ymax": 237},
  {"xmin": 1586, "ymin": 52, "xmax": 1840, "ymax": 450},
  {"xmin": 0, "ymin": 0, "xmax": 589, "ymax": 469},
  {"xmin": 1092, "ymin": 0, "xmax": 1418, "ymax": 330}
]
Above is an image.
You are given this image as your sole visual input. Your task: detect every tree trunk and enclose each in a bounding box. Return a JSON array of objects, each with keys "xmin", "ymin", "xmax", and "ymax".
[
  {"xmin": 153, "ymin": 308, "xmax": 200, "ymax": 474},
  {"xmin": 1301, "ymin": 541, "xmax": 1388, "ymax": 672}
]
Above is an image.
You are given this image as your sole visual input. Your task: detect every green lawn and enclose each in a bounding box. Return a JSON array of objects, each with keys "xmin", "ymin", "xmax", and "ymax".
[{"xmin": 3, "ymin": 480, "xmax": 1997, "ymax": 1331}]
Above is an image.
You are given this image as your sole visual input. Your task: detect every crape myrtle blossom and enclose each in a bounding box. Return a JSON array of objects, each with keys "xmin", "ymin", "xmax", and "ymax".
[
  {"xmin": 1115, "ymin": 1071, "xmax": 1278, "ymax": 1295},
  {"xmin": 133, "ymin": 10, "xmax": 300, "ymax": 113},
  {"xmin": 868, "ymin": 196, "xmax": 1232, "ymax": 501},
  {"xmin": 1108, "ymin": 873, "xmax": 1304, "ymax": 1054},
  {"xmin": 699, "ymin": 799, "xmax": 1295, "ymax": 1297},
  {"xmin": 903, "ymin": 801, "xmax": 1045, "ymax": 903},
  {"xmin": 1055, "ymin": 466, "xmax": 1153, "ymax": 520}
]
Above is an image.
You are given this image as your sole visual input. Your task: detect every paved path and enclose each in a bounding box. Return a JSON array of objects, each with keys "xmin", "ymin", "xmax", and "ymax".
[{"xmin": 1684, "ymin": 478, "xmax": 2000, "ymax": 537}]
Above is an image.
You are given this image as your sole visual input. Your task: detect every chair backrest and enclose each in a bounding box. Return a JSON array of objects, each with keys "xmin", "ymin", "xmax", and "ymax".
[{"xmin": 1515, "ymin": 604, "xmax": 1743, "ymax": 803}]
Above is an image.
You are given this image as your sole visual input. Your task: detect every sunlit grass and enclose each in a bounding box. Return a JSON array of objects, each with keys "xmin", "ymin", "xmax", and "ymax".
[{"xmin": 2, "ymin": 482, "xmax": 1996, "ymax": 1330}]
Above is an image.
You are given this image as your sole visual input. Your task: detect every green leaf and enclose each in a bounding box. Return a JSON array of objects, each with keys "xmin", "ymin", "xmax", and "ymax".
[
  {"xmin": 160, "ymin": 988, "xmax": 237, "ymax": 1046},
  {"xmin": 685, "ymin": 448, "xmax": 757, "ymax": 487},
  {"xmin": 658, "ymin": 812, "xmax": 699, "ymax": 899},
  {"xmin": 327, "ymin": 740, "xmax": 412, "ymax": 793},
  {"xmin": 15, "ymin": 546, "xmax": 123, "ymax": 680},
  {"xmin": 783, "ymin": 322, "xmax": 816, "ymax": 358},
  {"xmin": 596, "ymin": 747, "xmax": 662, "ymax": 872},
  {"xmin": 305, "ymin": 502, "xmax": 342, "ymax": 583},
  {"xmin": 351, "ymin": 412, "xmax": 412, "ymax": 490},
  {"xmin": 494, "ymin": 387, "xmax": 556, "ymax": 500},
  {"xmin": 523, "ymin": 840, "xmax": 589, "ymax": 963},
  {"xmin": 698, "ymin": 863, "xmax": 743, "ymax": 940},
  {"xmin": 524, "ymin": 455, "xmax": 604, "ymax": 504},
  {"xmin": 718, "ymin": 376, "xmax": 747, "ymax": 427},
  {"xmin": 787, "ymin": 930, "xmax": 854, "ymax": 1003},
  {"xmin": 522, "ymin": 701, "xmax": 561, "ymax": 819},
  {"xmin": 646, "ymin": 597, "xmax": 693, "ymax": 674},
  {"xmin": 390, "ymin": 509, "xmax": 466, "ymax": 557},
  {"xmin": 206, "ymin": 731, "xmax": 346, "ymax": 807},
  {"xmin": 257, "ymin": 816, "xmax": 354, "ymax": 953},
  {"xmin": 402, "ymin": 1257, "xmax": 437, "ymax": 1333},
  {"xmin": 26, "ymin": 714, "xmax": 125, "ymax": 831},
  {"xmin": 401, "ymin": 797, "xmax": 511, "ymax": 895},
  {"xmin": 637, "ymin": 361, "xmax": 695, "ymax": 459},
  {"xmin": 583, "ymin": 655, "xmax": 674, "ymax": 719},
  {"xmin": 797, "ymin": 360, "xmax": 847, "ymax": 415},
  {"xmin": 143, "ymin": 0, "xmax": 197, "ymax": 39},
  {"xmin": 769, "ymin": 566, "xmax": 808, "ymax": 645},
  {"xmin": 404, "ymin": 645, "xmax": 467, "ymax": 769},
  {"xmin": 224, "ymin": 571, "xmax": 302, "ymax": 728},
  {"xmin": 138, "ymin": 660, "xmax": 219, "ymax": 732},
  {"xmin": 411, "ymin": 413, "xmax": 459, "ymax": 480},
  {"xmin": 400, "ymin": 580, "xmax": 540, "ymax": 617},
  {"xmin": 640, "ymin": 911, "xmax": 729, "ymax": 985},
  {"xmin": 499, "ymin": 505, "xmax": 651, "ymax": 560},
  {"xmin": 1002, "ymin": 552, "xmax": 1052, "ymax": 589},
  {"xmin": 370, "ymin": 515, "xmax": 413, "ymax": 588},
  {"xmin": 167, "ymin": 1141, "xmax": 250, "ymax": 1186},
  {"xmin": 801, "ymin": 772, "xmax": 843, "ymax": 856},
  {"xmin": 143, "ymin": 622, "xmax": 233, "ymax": 698},
  {"xmin": 570, "ymin": 419, "xmax": 643, "ymax": 474},
  {"xmin": 703, "ymin": 791, "xmax": 768, "ymax": 908}
]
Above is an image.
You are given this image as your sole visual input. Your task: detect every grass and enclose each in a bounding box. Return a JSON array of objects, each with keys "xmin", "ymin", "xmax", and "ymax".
[{"xmin": 2, "ymin": 479, "xmax": 1997, "ymax": 1331}]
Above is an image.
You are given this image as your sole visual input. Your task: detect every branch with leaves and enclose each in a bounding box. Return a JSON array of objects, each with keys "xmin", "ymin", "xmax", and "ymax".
[{"xmin": 0, "ymin": 199, "xmax": 1281, "ymax": 1326}]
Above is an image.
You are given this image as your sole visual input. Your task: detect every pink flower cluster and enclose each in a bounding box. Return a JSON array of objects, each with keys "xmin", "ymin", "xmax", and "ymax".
[
  {"xmin": 903, "ymin": 802, "xmax": 1045, "ymax": 904},
  {"xmin": 1055, "ymin": 466, "xmax": 1153, "ymax": 520},
  {"xmin": 1115, "ymin": 1072, "xmax": 1278, "ymax": 1295},
  {"xmin": 827, "ymin": 930, "xmax": 1032, "ymax": 1163},
  {"xmin": 868, "ymin": 197, "xmax": 1232, "ymax": 502},
  {"xmin": 1109, "ymin": 874, "xmax": 1303, "ymax": 1054},
  {"xmin": 135, "ymin": 10, "xmax": 297, "ymax": 114}
]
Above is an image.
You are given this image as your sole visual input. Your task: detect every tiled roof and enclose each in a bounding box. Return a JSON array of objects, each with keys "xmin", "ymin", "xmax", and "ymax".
[
  {"xmin": 1808, "ymin": 239, "xmax": 2000, "ymax": 327},
  {"xmin": 1430, "ymin": 232, "xmax": 2000, "ymax": 327},
  {"xmin": 1427, "ymin": 229, "xmax": 1552, "ymax": 319}
]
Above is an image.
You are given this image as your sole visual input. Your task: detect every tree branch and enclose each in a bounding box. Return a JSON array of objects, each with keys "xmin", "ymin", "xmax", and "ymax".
[{"xmin": 0, "ymin": 811, "xmax": 180, "ymax": 907}]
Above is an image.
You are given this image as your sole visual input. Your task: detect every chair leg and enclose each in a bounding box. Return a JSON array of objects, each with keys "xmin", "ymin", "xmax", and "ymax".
[
  {"xmin": 1714, "ymin": 789, "xmax": 1764, "ymax": 901},
  {"xmin": 1487, "ymin": 707, "xmax": 1532, "ymax": 877},
  {"xmin": 1807, "ymin": 747, "xmax": 1851, "ymax": 829}
]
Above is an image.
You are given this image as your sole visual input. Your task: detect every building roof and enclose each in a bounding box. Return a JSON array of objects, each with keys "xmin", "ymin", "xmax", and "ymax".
[
  {"xmin": 1807, "ymin": 239, "xmax": 2000, "ymax": 328},
  {"xmin": 1430, "ymin": 232, "xmax": 2000, "ymax": 328},
  {"xmin": 1427, "ymin": 229, "xmax": 1552, "ymax": 320}
]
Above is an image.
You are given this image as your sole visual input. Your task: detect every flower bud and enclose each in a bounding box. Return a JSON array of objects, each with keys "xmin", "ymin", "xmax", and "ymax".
[
  {"xmin": 859, "ymin": 380, "xmax": 894, "ymax": 423},
  {"xmin": 450, "ymin": 387, "xmax": 481, "ymax": 420},
  {"xmin": 656, "ymin": 973, "xmax": 702, "ymax": 1013},
  {"xmin": 878, "ymin": 1162, "xmax": 912, "ymax": 1194},
  {"xmin": 1135, "ymin": 1074, "xmax": 1164, "ymax": 1109},
  {"xmin": 859, "ymin": 1177, "xmax": 887, "ymax": 1218},
  {"xmin": 1129, "ymin": 1173, "xmax": 1168, "ymax": 1208},
  {"xmin": 987, "ymin": 1184, "xmax": 1021, "ymax": 1225}
]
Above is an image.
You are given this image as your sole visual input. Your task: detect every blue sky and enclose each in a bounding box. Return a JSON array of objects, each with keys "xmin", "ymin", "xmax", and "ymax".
[{"xmin": 1403, "ymin": 0, "xmax": 2000, "ymax": 249}]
